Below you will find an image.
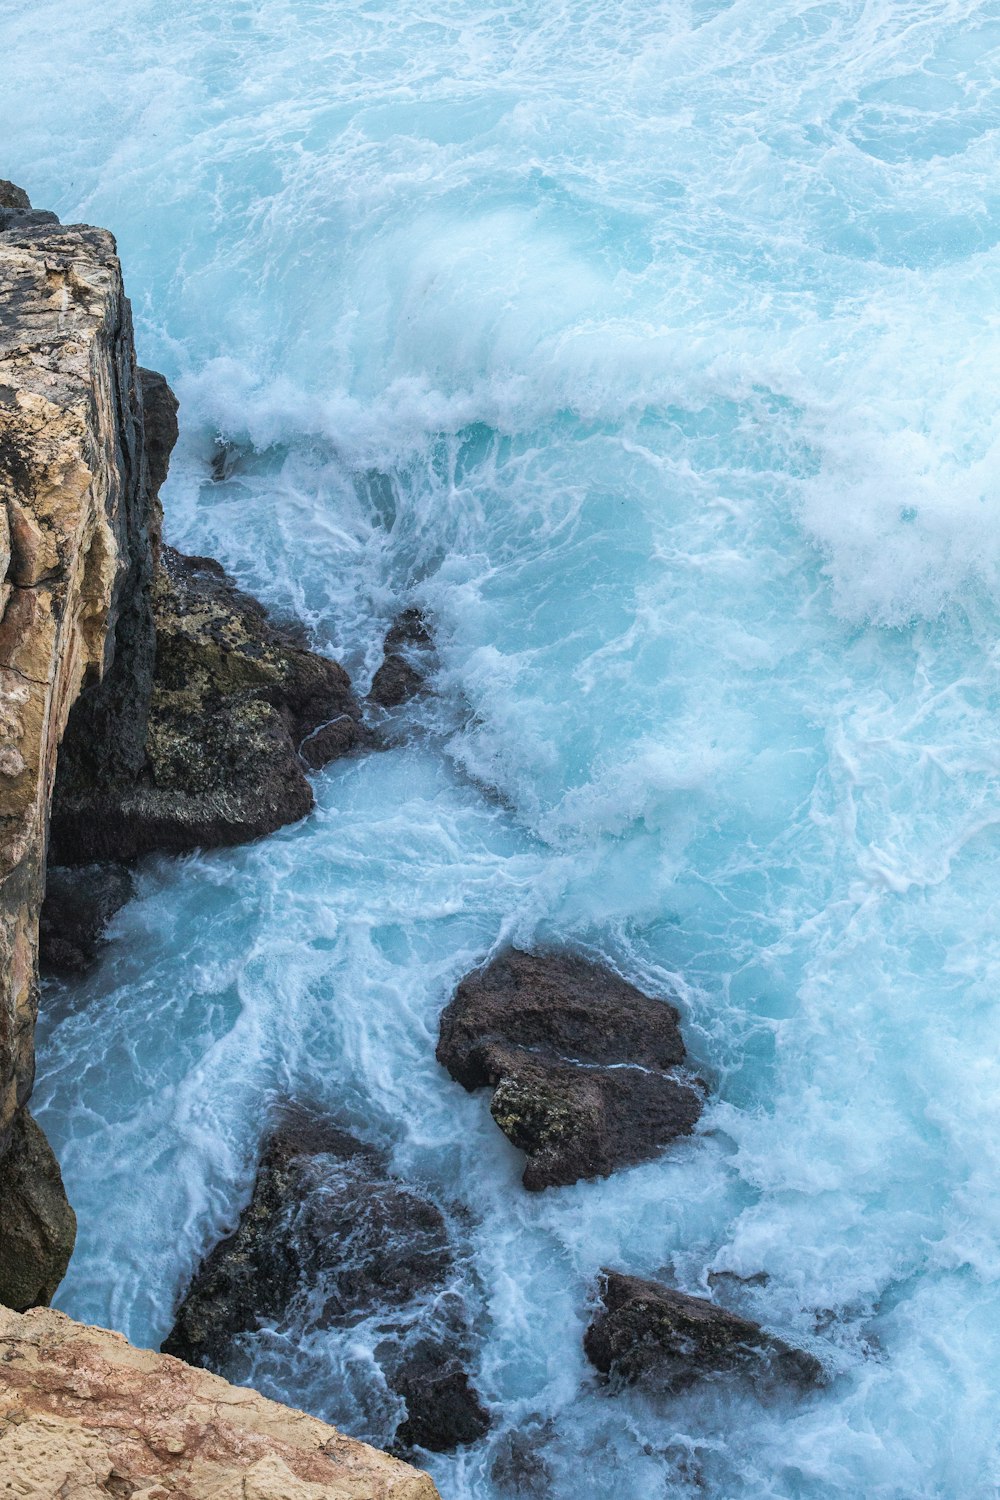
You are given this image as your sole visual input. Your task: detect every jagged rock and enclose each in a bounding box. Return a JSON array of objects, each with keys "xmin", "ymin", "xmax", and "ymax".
[
  {"xmin": 0, "ymin": 181, "xmax": 29, "ymax": 210},
  {"xmin": 51, "ymin": 546, "xmax": 368, "ymax": 861},
  {"xmin": 0, "ymin": 1304, "xmax": 441, "ymax": 1499},
  {"xmin": 38, "ymin": 862, "xmax": 133, "ymax": 975},
  {"xmin": 0, "ymin": 181, "xmax": 58, "ymax": 233},
  {"xmin": 583, "ymin": 1270, "xmax": 824, "ymax": 1391},
  {"xmin": 165, "ymin": 1110, "xmax": 489, "ymax": 1454},
  {"xmin": 1, "ymin": 188, "xmax": 148, "ymax": 1297},
  {"xmin": 437, "ymin": 949, "xmax": 703, "ymax": 1190},
  {"xmin": 137, "ymin": 365, "xmax": 177, "ymax": 559},
  {"xmin": 0, "ymin": 184, "xmax": 369, "ymax": 1314},
  {"xmin": 0, "ymin": 1112, "xmax": 75, "ymax": 1312},
  {"xmin": 369, "ymin": 609, "xmax": 433, "ymax": 709}
]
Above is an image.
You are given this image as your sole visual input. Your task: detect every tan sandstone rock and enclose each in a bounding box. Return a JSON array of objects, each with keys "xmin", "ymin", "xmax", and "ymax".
[
  {"xmin": 0, "ymin": 1305, "xmax": 441, "ymax": 1499},
  {"xmin": 0, "ymin": 212, "xmax": 148, "ymax": 1301}
]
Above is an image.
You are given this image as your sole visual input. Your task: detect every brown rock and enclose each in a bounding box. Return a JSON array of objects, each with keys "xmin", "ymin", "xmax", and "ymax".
[
  {"xmin": 0, "ymin": 1304, "xmax": 441, "ymax": 1498},
  {"xmin": 369, "ymin": 609, "xmax": 433, "ymax": 709},
  {"xmin": 0, "ymin": 196, "xmax": 147, "ymax": 1293},
  {"xmin": 437, "ymin": 949, "xmax": 702, "ymax": 1189},
  {"xmin": 584, "ymin": 1270, "xmax": 824, "ymax": 1391}
]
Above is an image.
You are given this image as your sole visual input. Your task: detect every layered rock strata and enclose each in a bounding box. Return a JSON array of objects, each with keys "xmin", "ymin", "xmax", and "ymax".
[
  {"xmin": 584, "ymin": 1270, "xmax": 823, "ymax": 1391},
  {"xmin": 0, "ymin": 203, "xmax": 149, "ymax": 1304},
  {"xmin": 0, "ymin": 1304, "xmax": 441, "ymax": 1499},
  {"xmin": 165, "ymin": 1109, "xmax": 490, "ymax": 1454},
  {"xmin": 437, "ymin": 949, "xmax": 703, "ymax": 1189}
]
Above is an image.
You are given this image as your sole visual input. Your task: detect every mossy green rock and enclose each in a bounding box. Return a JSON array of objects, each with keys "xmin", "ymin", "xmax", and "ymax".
[{"xmin": 51, "ymin": 548, "xmax": 366, "ymax": 861}]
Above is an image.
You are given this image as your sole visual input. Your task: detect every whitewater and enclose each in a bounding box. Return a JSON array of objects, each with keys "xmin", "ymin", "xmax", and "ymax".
[{"xmin": 5, "ymin": 0, "xmax": 1000, "ymax": 1493}]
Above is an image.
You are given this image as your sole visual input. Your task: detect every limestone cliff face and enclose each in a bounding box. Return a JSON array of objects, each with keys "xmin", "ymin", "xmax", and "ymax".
[
  {"xmin": 0, "ymin": 209, "xmax": 150, "ymax": 1304},
  {"xmin": 0, "ymin": 1306, "xmax": 441, "ymax": 1499}
]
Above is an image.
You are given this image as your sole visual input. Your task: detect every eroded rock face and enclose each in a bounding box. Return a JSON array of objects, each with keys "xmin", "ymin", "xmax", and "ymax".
[
  {"xmin": 0, "ymin": 1304, "xmax": 441, "ymax": 1499},
  {"xmin": 0, "ymin": 194, "xmax": 150, "ymax": 1295},
  {"xmin": 583, "ymin": 1271, "xmax": 824, "ymax": 1392},
  {"xmin": 437, "ymin": 949, "xmax": 703, "ymax": 1190},
  {"xmin": 164, "ymin": 1110, "xmax": 489, "ymax": 1454},
  {"xmin": 51, "ymin": 547, "xmax": 367, "ymax": 861}
]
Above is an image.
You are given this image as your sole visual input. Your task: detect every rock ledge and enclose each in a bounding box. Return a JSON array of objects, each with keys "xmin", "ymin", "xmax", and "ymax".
[{"xmin": 0, "ymin": 1304, "xmax": 440, "ymax": 1498}]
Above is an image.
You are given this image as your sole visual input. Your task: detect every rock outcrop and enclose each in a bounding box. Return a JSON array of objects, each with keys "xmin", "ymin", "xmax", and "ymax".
[
  {"xmin": 437, "ymin": 949, "xmax": 703, "ymax": 1189},
  {"xmin": 164, "ymin": 1109, "xmax": 489, "ymax": 1454},
  {"xmin": 0, "ymin": 200, "xmax": 147, "ymax": 1301},
  {"xmin": 584, "ymin": 1270, "xmax": 823, "ymax": 1392},
  {"xmin": 369, "ymin": 609, "xmax": 433, "ymax": 710},
  {"xmin": 0, "ymin": 1304, "xmax": 441, "ymax": 1499},
  {"xmin": 51, "ymin": 545, "xmax": 367, "ymax": 861}
]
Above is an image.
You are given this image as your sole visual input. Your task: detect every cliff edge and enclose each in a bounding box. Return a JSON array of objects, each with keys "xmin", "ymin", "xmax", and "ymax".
[
  {"xmin": 0, "ymin": 194, "xmax": 145, "ymax": 1305},
  {"xmin": 0, "ymin": 1305, "xmax": 441, "ymax": 1498}
]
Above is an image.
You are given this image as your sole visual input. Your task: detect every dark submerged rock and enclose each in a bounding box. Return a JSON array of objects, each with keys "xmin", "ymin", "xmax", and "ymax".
[
  {"xmin": 39, "ymin": 863, "xmax": 134, "ymax": 975},
  {"xmin": 584, "ymin": 1270, "xmax": 824, "ymax": 1392},
  {"xmin": 390, "ymin": 1337, "xmax": 491, "ymax": 1454},
  {"xmin": 437, "ymin": 949, "xmax": 703, "ymax": 1189},
  {"xmin": 164, "ymin": 1110, "xmax": 488, "ymax": 1453},
  {"xmin": 369, "ymin": 608, "xmax": 433, "ymax": 709}
]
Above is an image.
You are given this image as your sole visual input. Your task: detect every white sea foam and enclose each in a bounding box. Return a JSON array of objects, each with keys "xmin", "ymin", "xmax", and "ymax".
[{"xmin": 7, "ymin": 0, "xmax": 1000, "ymax": 1493}]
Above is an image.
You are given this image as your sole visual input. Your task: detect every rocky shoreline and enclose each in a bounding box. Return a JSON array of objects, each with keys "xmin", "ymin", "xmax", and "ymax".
[{"xmin": 0, "ymin": 183, "xmax": 824, "ymax": 1493}]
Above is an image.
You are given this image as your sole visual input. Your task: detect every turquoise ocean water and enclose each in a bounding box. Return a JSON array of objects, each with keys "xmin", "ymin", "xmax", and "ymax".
[{"xmin": 4, "ymin": 1, "xmax": 1000, "ymax": 1493}]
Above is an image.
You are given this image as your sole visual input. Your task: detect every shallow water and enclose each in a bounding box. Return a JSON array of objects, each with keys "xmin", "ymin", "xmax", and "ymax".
[{"xmin": 5, "ymin": 0, "xmax": 1000, "ymax": 1493}]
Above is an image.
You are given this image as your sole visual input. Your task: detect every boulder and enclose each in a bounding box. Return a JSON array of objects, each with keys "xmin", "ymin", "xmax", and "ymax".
[
  {"xmin": 584, "ymin": 1270, "xmax": 823, "ymax": 1391},
  {"xmin": 51, "ymin": 546, "xmax": 368, "ymax": 861},
  {"xmin": 437, "ymin": 950, "xmax": 702, "ymax": 1189},
  {"xmin": 369, "ymin": 609, "xmax": 433, "ymax": 709},
  {"xmin": 164, "ymin": 1110, "xmax": 489, "ymax": 1454}
]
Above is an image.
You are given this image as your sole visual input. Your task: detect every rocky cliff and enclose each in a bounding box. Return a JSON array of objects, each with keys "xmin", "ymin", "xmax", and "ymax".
[
  {"xmin": 0, "ymin": 192, "xmax": 147, "ymax": 1306},
  {"xmin": 0, "ymin": 1305, "xmax": 440, "ymax": 1499}
]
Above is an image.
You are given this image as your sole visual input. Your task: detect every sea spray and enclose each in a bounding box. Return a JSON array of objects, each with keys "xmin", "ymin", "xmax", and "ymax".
[{"xmin": 8, "ymin": 0, "xmax": 1000, "ymax": 1493}]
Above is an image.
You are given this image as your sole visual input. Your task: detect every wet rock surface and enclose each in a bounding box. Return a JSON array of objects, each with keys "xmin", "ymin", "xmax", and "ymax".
[
  {"xmin": 369, "ymin": 609, "xmax": 433, "ymax": 709},
  {"xmin": 164, "ymin": 1110, "xmax": 489, "ymax": 1454},
  {"xmin": 39, "ymin": 863, "xmax": 133, "ymax": 975},
  {"xmin": 584, "ymin": 1270, "xmax": 824, "ymax": 1392},
  {"xmin": 437, "ymin": 949, "xmax": 703, "ymax": 1189},
  {"xmin": 52, "ymin": 546, "xmax": 368, "ymax": 862},
  {"xmin": 0, "ymin": 1112, "xmax": 76, "ymax": 1312}
]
